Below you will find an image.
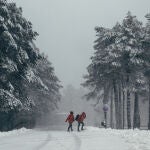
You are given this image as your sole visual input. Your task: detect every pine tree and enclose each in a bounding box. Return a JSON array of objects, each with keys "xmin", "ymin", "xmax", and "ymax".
[
  {"xmin": 83, "ymin": 12, "xmax": 144, "ymax": 129},
  {"xmin": 28, "ymin": 54, "xmax": 62, "ymax": 118},
  {"xmin": 0, "ymin": 0, "xmax": 44, "ymax": 130},
  {"xmin": 114, "ymin": 12, "xmax": 143, "ymax": 129},
  {"xmin": 83, "ymin": 26, "xmax": 122, "ymax": 128},
  {"xmin": 143, "ymin": 13, "xmax": 150, "ymax": 130}
]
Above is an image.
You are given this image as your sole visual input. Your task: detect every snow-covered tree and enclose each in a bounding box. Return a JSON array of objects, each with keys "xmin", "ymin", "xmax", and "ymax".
[
  {"xmin": 0, "ymin": 0, "xmax": 61, "ymax": 131},
  {"xmin": 28, "ymin": 54, "xmax": 62, "ymax": 118},
  {"xmin": 83, "ymin": 26, "xmax": 123, "ymax": 128},
  {"xmin": 0, "ymin": 0, "xmax": 39, "ymax": 112},
  {"xmin": 83, "ymin": 12, "xmax": 145, "ymax": 129},
  {"xmin": 142, "ymin": 13, "xmax": 150, "ymax": 130},
  {"xmin": 115, "ymin": 12, "xmax": 144, "ymax": 129}
]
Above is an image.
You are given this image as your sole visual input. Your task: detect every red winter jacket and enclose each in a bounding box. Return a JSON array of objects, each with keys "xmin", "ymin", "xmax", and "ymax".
[
  {"xmin": 65, "ymin": 114, "xmax": 74, "ymax": 123},
  {"xmin": 78, "ymin": 112, "xmax": 86, "ymax": 122}
]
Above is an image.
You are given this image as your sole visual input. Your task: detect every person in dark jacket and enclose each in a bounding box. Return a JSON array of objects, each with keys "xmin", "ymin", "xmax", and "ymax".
[
  {"xmin": 101, "ymin": 121, "xmax": 106, "ymax": 128},
  {"xmin": 65, "ymin": 111, "xmax": 74, "ymax": 132},
  {"xmin": 77, "ymin": 112, "xmax": 86, "ymax": 131}
]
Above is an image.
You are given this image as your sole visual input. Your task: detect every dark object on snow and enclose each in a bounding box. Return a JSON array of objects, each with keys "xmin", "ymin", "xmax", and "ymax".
[
  {"xmin": 75, "ymin": 114, "xmax": 80, "ymax": 121},
  {"xmin": 101, "ymin": 121, "xmax": 106, "ymax": 128}
]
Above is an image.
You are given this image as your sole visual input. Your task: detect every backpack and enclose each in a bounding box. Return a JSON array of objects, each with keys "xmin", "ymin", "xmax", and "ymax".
[{"xmin": 75, "ymin": 114, "xmax": 80, "ymax": 121}]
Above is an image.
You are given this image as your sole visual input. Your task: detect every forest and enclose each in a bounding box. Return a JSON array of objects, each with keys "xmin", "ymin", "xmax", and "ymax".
[
  {"xmin": 0, "ymin": 0, "xmax": 61, "ymax": 131},
  {"xmin": 83, "ymin": 12, "xmax": 150, "ymax": 129}
]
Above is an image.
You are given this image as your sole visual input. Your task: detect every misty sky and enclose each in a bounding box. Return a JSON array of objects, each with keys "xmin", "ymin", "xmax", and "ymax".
[{"xmin": 12, "ymin": 0, "xmax": 150, "ymax": 87}]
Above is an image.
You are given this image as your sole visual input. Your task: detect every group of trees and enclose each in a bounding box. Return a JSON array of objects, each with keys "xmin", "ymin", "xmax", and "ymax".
[
  {"xmin": 0, "ymin": 0, "xmax": 61, "ymax": 131},
  {"xmin": 83, "ymin": 12, "xmax": 150, "ymax": 129}
]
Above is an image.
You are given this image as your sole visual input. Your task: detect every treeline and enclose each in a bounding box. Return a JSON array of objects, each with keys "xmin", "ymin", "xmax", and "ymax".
[
  {"xmin": 83, "ymin": 12, "xmax": 150, "ymax": 129},
  {"xmin": 0, "ymin": 0, "xmax": 61, "ymax": 131}
]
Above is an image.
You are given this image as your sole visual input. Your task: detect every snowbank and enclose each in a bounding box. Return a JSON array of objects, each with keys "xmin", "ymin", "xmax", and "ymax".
[
  {"xmin": 0, "ymin": 128, "xmax": 30, "ymax": 137},
  {"xmin": 86, "ymin": 127, "xmax": 150, "ymax": 150}
]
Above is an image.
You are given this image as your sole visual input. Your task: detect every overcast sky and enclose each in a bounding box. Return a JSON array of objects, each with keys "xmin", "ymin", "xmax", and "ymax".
[{"xmin": 12, "ymin": 0, "xmax": 150, "ymax": 88}]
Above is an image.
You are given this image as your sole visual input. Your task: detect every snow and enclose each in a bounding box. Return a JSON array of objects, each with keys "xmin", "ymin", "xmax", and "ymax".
[
  {"xmin": 0, "ymin": 16, "xmax": 4, "ymax": 23},
  {"xmin": 2, "ymin": 31, "xmax": 16, "ymax": 46},
  {"xmin": 19, "ymin": 48, "xmax": 29, "ymax": 60},
  {"xmin": 36, "ymin": 77, "xmax": 49, "ymax": 91},
  {"xmin": 2, "ymin": 57, "xmax": 18, "ymax": 72},
  {"xmin": 7, "ymin": 19, "xmax": 14, "ymax": 28},
  {"xmin": 0, "ymin": 128, "xmax": 29, "ymax": 138},
  {"xmin": 0, "ymin": 126, "xmax": 150, "ymax": 150},
  {"xmin": 1, "ymin": 6, "xmax": 8, "ymax": 14},
  {"xmin": 25, "ymin": 68, "xmax": 35, "ymax": 82},
  {"xmin": 0, "ymin": 89, "xmax": 22, "ymax": 111},
  {"xmin": 8, "ymin": 82, "xmax": 14, "ymax": 93},
  {"xmin": 25, "ymin": 68, "xmax": 49, "ymax": 90},
  {"xmin": 16, "ymin": 23, "xmax": 23, "ymax": 31},
  {"xmin": 111, "ymin": 62, "xmax": 121, "ymax": 67}
]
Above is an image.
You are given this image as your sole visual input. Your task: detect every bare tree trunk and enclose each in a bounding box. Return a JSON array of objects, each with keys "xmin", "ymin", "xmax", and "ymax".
[
  {"xmin": 126, "ymin": 75, "xmax": 131, "ymax": 129},
  {"xmin": 110, "ymin": 88, "xmax": 114, "ymax": 128},
  {"xmin": 148, "ymin": 80, "xmax": 150, "ymax": 130},
  {"xmin": 133, "ymin": 92, "xmax": 140, "ymax": 129},
  {"xmin": 103, "ymin": 84, "xmax": 110, "ymax": 128},
  {"xmin": 113, "ymin": 80, "xmax": 119, "ymax": 129},
  {"xmin": 118, "ymin": 83, "xmax": 122, "ymax": 129},
  {"xmin": 122, "ymin": 90, "xmax": 125, "ymax": 129},
  {"xmin": 103, "ymin": 83, "xmax": 110, "ymax": 104}
]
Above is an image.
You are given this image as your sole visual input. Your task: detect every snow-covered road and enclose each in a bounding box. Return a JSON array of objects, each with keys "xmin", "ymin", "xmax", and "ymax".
[{"xmin": 0, "ymin": 127, "xmax": 150, "ymax": 150}]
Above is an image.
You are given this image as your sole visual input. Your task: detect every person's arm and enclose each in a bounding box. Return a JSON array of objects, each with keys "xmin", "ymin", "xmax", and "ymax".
[
  {"xmin": 65, "ymin": 115, "xmax": 69, "ymax": 122},
  {"xmin": 65, "ymin": 115, "xmax": 70, "ymax": 122}
]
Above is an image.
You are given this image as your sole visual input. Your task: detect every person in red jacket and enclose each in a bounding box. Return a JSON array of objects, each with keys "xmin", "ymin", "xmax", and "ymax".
[
  {"xmin": 77, "ymin": 112, "xmax": 86, "ymax": 131},
  {"xmin": 65, "ymin": 111, "xmax": 74, "ymax": 132}
]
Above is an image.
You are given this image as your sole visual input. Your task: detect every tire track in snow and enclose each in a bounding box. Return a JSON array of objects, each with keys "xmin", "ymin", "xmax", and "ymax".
[
  {"xmin": 34, "ymin": 132, "xmax": 81, "ymax": 150},
  {"xmin": 53, "ymin": 132, "xmax": 81, "ymax": 150},
  {"xmin": 72, "ymin": 133, "xmax": 81, "ymax": 150},
  {"xmin": 35, "ymin": 133, "xmax": 51, "ymax": 150}
]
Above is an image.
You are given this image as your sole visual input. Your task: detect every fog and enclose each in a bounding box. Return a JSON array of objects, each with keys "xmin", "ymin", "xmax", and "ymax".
[
  {"xmin": 36, "ymin": 85, "xmax": 104, "ymax": 130},
  {"xmin": 11, "ymin": 0, "xmax": 150, "ymax": 87}
]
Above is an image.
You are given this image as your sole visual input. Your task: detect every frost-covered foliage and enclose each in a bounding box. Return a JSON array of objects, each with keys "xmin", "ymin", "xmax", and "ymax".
[
  {"xmin": 0, "ymin": 0, "xmax": 61, "ymax": 131},
  {"xmin": 0, "ymin": 0, "xmax": 39, "ymax": 113},
  {"xmin": 83, "ymin": 12, "xmax": 150, "ymax": 130},
  {"xmin": 27, "ymin": 54, "xmax": 62, "ymax": 117},
  {"xmin": 0, "ymin": 89, "xmax": 22, "ymax": 111}
]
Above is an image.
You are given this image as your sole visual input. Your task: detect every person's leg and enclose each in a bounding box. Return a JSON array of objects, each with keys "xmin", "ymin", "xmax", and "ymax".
[
  {"xmin": 68, "ymin": 123, "xmax": 71, "ymax": 131},
  {"xmin": 81, "ymin": 122, "xmax": 84, "ymax": 130},
  {"xmin": 67, "ymin": 125, "xmax": 70, "ymax": 131},
  {"xmin": 78, "ymin": 122, "xmax": 80, "ymax": 131},
  {"xmin": 71, "ymin": 123, "xmax": 73, "ymax": 131}
]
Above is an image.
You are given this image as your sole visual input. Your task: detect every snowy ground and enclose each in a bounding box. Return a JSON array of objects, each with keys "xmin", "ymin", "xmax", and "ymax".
[{"xmin": 0, "ymin": 127, "xmax": 150, "ymax": 150}]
